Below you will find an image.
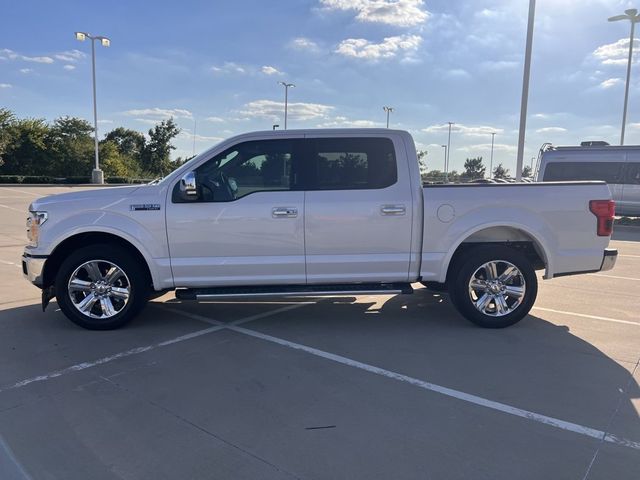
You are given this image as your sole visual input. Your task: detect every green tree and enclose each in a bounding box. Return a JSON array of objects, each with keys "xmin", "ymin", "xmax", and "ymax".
[
  {"xmin": 463, "ymin": 156, "xmax": 486, "ymax": 180},
  {"xmin": 423, "ymin": 169, "xmax": 446, "ymax": 183},
  {"xmin": 104, "ymin": 127, "xmax": 146, "ymax": 159},
  {"xmin": 47, "ymin": 116, "xmax": 95, "ymax": 176},
  {"xmin": 0, "ymin": 117, "xmax": 51, "ymax": 175},
  {"xmin": 493, "ymin": 163, "xmax": 510, "ymax": 179},
  {"xmin": 0, "ymin": 108, "xmax": 16, "ymax": 168},
  {"xmin": 141, "ymin": 118, "xmax": 181, "ymax": 176},
  {"xmin": 417, "ymin": 150, "xmax": 428, "ymax": 179},
  {"xmin": 100, "ymin": 140, "xmax": 142, "ymax": 177},
  {"xmin": 522, "ymin": 165, "xmax": 533, "ymax": 178}
]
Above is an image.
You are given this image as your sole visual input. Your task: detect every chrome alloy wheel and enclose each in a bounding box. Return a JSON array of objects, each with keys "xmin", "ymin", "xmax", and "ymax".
[
  {"xmin": 467, "ymin": 260, "xmax": 526, "ymax": 317},
  {"xmin": 67, "ymin": 260, "xmax": 131, "ymax": 319}
]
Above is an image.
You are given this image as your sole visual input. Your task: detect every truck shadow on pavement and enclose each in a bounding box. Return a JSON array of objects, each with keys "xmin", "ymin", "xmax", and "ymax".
[{"xmin": 1, "ymin": 290, "xmax": 639, "ymax": 449}]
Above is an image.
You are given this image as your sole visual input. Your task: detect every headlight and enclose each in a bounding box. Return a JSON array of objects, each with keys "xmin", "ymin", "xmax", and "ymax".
[{"xmin": 26, "ymin": 211, "xmax": 48, "ymax": 247}]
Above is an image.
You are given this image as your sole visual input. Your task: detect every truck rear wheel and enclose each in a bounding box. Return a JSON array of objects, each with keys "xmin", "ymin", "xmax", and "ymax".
[
  {"xmin": 55, "ymin": 244, "xmax": 149, "ymax": 330},
  {"xmin": 449, "ymin": 246, "xmax": 537, "ymax": 328}
]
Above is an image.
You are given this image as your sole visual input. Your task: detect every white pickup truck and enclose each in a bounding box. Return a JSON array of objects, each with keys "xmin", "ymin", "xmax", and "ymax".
[{"xmin": 23, "ymin": 129, "xmax": 618, "ymax": 330}]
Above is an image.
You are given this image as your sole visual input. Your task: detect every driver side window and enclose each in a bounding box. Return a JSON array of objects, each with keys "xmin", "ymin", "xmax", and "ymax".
[{"xmin": 193, "ymin": 139, "xmax": 296, "ymax": 202}]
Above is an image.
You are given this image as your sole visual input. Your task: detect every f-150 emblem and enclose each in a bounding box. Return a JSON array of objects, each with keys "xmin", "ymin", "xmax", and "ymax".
[{"xmin": 130, "ymin": 204, "xmax": 161, "ymax": 211}]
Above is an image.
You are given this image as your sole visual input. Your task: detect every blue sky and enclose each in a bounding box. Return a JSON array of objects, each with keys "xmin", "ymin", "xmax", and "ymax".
[{"xmin": 1, "ymin": 0, "xmax": 639, "ymax": 173}]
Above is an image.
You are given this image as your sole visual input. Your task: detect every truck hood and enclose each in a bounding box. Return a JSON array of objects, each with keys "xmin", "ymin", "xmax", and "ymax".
[{"xmin": 29, "ymin": 185, "xmax": 141, "ymax": 211}]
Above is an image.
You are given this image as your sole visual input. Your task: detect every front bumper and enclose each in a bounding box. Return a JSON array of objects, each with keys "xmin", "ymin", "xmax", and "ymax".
[
  {"xmin": 600, "ymin": 248, "xmax": 618, "ymax": 272},
  {"xmin": 22, "ymin": 254, "xmax": 47, "ymax": 287}
]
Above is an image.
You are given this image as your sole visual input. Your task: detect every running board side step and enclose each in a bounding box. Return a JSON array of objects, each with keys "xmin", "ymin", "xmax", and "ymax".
[{"xmin": 175, "ymin": 283, "xmax": 414, "ymax": 300}]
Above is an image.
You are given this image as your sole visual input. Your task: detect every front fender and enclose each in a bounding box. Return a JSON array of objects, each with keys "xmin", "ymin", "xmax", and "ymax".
[{"xmin": 39, "ymin": 210, "xmax": 173, "ymax": 290}]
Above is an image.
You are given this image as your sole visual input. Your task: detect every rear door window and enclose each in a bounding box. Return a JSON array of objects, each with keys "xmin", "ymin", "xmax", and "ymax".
[
  {"xmin": 542, "ymin": 162, "xmax": 624, "ymax": 184},
  {"xmin": 624, "ymin": 163, "xmax": 640, "ymax": 185},
  {"xmin": 306, "ymin": 137, "xmax": 398, "ymax": 190}
]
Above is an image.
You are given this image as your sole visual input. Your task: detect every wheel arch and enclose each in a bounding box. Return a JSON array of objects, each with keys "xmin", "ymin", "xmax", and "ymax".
[
  {"xmin": 442, "ymin": 223, "xmax": 552, "ymax": 284},
  {"xmin": 43, "ymin": 231, "xmax": 156, "ymax": 291}
]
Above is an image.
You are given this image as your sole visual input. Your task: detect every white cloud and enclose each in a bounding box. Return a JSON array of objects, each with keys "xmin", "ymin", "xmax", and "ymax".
[
  {"xmin": 630, "ymin": 123, "xmax": 640, "ymax": 129},
  {"xmin": 0, "ymin": 83, "xmax": 12, "ymax": 88},
  {"xmin": 480, "ymin": 60, "xmax": 519, "ymax": 71},
  {"xmin": 124, "ymin": 108, "xmax": 193, "ymax": 119},
  {"xmin": 446, "ymin": 68, "xmax": 470, "ymax": 78},
  {"xmin": 211, "ymin": 62, "xmax": 247, "ymax": 74},
  {"xmin": 336, "ymin": 34, "xmax": 421, "ymax": 60},
  {"xmin": 320, "ymin": 0, "xmax": 430, "ymax": 27},
  {"xmin": 179, "ymin": 131, "xmax": 223, "ymax": 143},
  {"xmin": 205, "ymin": 116, "xmax": 225, "ymax": 123},
  {"xmin": 599, "ymin": 78, "xmax": 622, "ymax": 89},
  {"xmin": 63, "ymin": 64, "xmax": 76, "ymax": 71},
  {"xmin": 54, "ymin": 50, "xmax": 86, "ymax": 62},
  {"xmin": 289, "ymin": 37, "xmax": 320, "ymax": 52},
  {"xmin": 593, "ymin": 38, "xmax": 639, "ymax": 66},
  {"xmin": 536, "ymin": 127, "xmax": 567, "ymax": 134},
  {"xmin": 238, "ymin": 99, "xmax": 334, "ymax": 122},
  {"xmin": 316, "ymin": 116, "xmax": 379, "ymax": 128},
  {"xmin": 97, "ymin": 119, "xmax": 114, "ymax": 124},
  {"xmin": 422, "ymin": 123, "xmax": 504, "ymax": 137},
  {"xmin": 458, "ymin": 143, "xmax": 516, "ymax": 154},
  {"xmin": 19, "ymin": 68, "xmax": 32, "ymax": 74},
  {"xmin": 0, "ymin": 49, "xmax": 53, "ymax": 64},
  {"xmin": 261, "ymin": 65, "xmax": 283, "ymax": 75}
]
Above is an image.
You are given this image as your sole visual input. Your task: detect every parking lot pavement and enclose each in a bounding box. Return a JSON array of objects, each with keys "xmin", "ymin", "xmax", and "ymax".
[{"xmin": 0, "ymin": 186, "xmax": 639, "ymax": 480}]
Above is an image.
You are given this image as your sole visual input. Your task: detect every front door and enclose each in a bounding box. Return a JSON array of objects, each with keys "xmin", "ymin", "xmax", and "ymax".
[
  {"xmin": 302, "ymin": 135, "xmax": 414, "ymax": 284},
  {"xmin": 166, "ymin": 137, "xmax": 306, "ymax": 287}
]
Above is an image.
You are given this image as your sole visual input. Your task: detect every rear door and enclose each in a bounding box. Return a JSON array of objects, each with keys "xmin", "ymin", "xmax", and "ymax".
[{"xmin": 302, "ymin": 135, "xmax": 413, "ymax": 284}]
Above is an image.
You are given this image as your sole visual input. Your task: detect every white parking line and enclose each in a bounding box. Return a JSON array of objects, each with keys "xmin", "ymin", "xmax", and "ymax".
[
  {"xmin": 532, "ymin": 307, "xmax": 639, "ymax": 327},
  {"xmin": 0, "ymin": 325, "xmax": 224, "ymax": 394},
  {"xmin": 0, "ymin": 187, "xmax": 41, "ymax": 197},
  {"xmin": 0, "ymin": 204, "xmax": 24, "ymax": 213},
  {"xmin": 619, "ymin": 254, "xmax": 640, "ymax": 258},
  {"xmin": 0, "ymin": 302, "xmax": 311, "ymax": 394},
  {"xmin": 588, "ymin": 273, "xmax": 640, "ymax": 282},
  {"xmin": 229, "ymin": 324, "xmax": 640, "ymax": 451}
]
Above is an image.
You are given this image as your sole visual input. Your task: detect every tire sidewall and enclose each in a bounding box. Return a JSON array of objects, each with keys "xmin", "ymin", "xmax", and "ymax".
[
  {"xmin": 55, "ymin": 244, "xmax": 149, "ymax": 330},
  {"xmin": 451, "ymin": 246, "xmax": 538, "ymax": 328}
]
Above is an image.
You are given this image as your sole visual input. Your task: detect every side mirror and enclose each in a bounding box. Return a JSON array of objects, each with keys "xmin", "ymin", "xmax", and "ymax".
[{"xmin": 180, "ymin": 171, "xmax": 198, "ymax": 199}]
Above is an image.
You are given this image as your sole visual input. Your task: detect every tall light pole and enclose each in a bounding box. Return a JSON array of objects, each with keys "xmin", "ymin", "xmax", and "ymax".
[
  {"xmin": 446, "ymin": 122, "xmax": 454, "ymax": 183},
  {"xmin": 489, "ymin": 132, "xmax": 496, "ymax": 179},
  {"xmin": 383, "ymin": 106, "xmax": 394, "ymax": 128},
  {"xmin": 608, "ymin": 8, "xmax": 640, "ymax": 145},
  {"xmin": 278, "ymin": 81, "xmax": 295, "ymax": 129},
  {"xmin": 515, "ymin": 0, "xmax": 536, "ymax": 182},
  {"xmin": 75, "ymin": 32, "xmax": 110, "ymax": 184},
  {"xmin": 441, "ymin": 145, "xmax": 447, "ymax": 182}
]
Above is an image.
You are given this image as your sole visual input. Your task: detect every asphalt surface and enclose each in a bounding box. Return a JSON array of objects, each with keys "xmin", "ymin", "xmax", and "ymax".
[{"xmin": 0, "ymin": 185, "xmax": 638, "ymax": 480}]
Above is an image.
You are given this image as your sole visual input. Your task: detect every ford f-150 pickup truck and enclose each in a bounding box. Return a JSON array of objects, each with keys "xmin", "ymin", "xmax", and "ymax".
[{"xmin": 22, "ymin": 129, "xmax": 618, "ymax": 330}]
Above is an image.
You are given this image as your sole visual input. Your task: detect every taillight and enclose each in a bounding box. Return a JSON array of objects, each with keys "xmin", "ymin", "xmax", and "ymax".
[{"xmin": 589, "ymin": 200, "xmax": 615, "ymax": 236}]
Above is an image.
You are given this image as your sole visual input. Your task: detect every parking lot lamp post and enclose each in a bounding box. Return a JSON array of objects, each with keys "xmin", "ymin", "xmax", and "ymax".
[
  {"xmin": 75, "ymin": 31, "xmax": 110, "ymax": 184},
  {"xmin": 489, "ymin": 132, "xmax": 496, "ymax": 178},
  {"xmin": 608, "ymin": 9, "xmax": 640, "ymax": 145},
  {"xmin": 278, "ymin": 82, "xmax": 295, "ymax": 129},
  {"xmin": 441, "ymin": 145, "xmax": 447, "ymax": 182},
  {"xmin": 446, "ymin": 122, "xmax": 454, "ymax": 183},
  {"xmin": 383, "ymin": 106, "xmax": 394, "ymax": 128},
  {"xmin": 515, "ymin": 0, "xmax": 536, "ymax": 182}
]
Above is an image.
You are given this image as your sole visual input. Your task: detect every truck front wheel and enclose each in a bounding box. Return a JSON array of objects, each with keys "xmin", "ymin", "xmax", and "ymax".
[
  {"xmin": 449, "ymin": 246, "xmax": 537, "ymax": 328},
  {"xmin": 55, "ymin": 244, "xmax": 150, "ymax": 330}
]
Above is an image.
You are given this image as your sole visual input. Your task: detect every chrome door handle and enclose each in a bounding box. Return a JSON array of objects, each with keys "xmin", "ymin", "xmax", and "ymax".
[
  {"xmin": 272, "ymin": 207, "xmax": 298, "ymax": 218},
  {"xmin": 380, "ymin": 205, "xmax": 406, "ymax": 216}
]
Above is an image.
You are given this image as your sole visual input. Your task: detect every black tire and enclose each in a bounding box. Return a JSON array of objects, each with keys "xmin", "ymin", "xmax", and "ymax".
[
  {"xmin": 55, "ymin": 244, "xmax": 150, "ymax": 330},
  {"xmin": 420, "ymin": 281, "xmax": 448, "ymax": 292},
  {"xmin": 449, "ymin": 246, "xmax": 537, "ymax": 328}
]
